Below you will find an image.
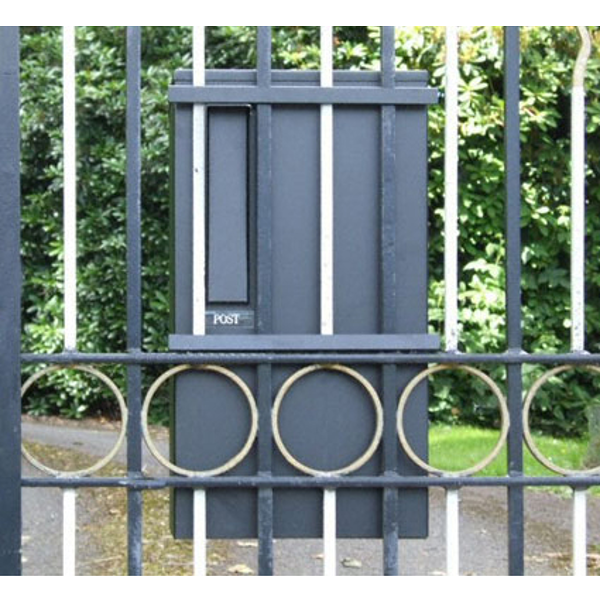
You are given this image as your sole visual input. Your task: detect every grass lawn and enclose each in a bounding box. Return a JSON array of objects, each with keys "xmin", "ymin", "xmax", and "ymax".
[{"xmin": 429, "ymin": 424, "xmax": 595, "ymax": 478}]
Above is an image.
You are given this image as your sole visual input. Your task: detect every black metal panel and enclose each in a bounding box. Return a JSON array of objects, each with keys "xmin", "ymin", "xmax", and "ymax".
[
  {"xmin": 169, "ymin": 69, "xmax": 436, "ymax": 539},
  {"xmin": 334, "ymin": 106, "xmax": 380, "ymax": 334},
  {"xmin": 394, "ymin": 102, "xmax": 431, "ymax": 538},
  {"xmin": 271, "ymin": 106, "xmax": 321, "ymax": 335},
  {"xmin": 174, "ymin": 368, "xmax": 258, "ymax": 539}
]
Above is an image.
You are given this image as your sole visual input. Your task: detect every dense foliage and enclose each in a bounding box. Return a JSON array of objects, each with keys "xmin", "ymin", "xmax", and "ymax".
[{"xmin": 19, "ymin": 26, "xmax": 600, "ymax": 436}]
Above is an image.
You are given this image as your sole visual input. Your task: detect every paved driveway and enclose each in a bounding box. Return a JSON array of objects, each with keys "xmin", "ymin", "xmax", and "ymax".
[{"xmin": 21, "ymin": 419, "xmax": 600, "ymax": 576}]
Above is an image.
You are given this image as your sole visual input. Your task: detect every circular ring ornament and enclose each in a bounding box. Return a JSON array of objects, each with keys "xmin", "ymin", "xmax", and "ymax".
[
  {"xmin": 142, "ymin": 364, "xmax": 258, "ymax": 477},
  {"xmin": 272, "ymin": 364, "xmax": 384, "ymax": 477},
  {"xmin": 21, "ymin": 365, "xmax": 128, "ymax": 478},
  {"xmin": 397, "ymin": 364, "xmax": 510, "ymax": 477},
  {"xmin": 523, "ymin": 365, "xmax": 600, "ymax": 476}
]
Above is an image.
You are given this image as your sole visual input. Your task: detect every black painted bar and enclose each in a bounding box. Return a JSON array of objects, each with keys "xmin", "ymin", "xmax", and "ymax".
[
  {"xmin": 382, "ymin": 364, "xmax": 400, "ymax": 575},
  {"xmin": 169, "ymin": 85, "xmax": 438, "ymax": 106},
  {"xmin": 0, "ymin": 26, "xmax": 22, "ymax": 576},
  {"xmin": 504, "ymin": 26, "xmax": 525, "ymax": 577},
  {"xmin": 175, "ymin": 69, "xmax": 430, "ymax": 87},
  {"xmin": 169, "ymin": 333, "xmax": 440, "ymax": 352},
  {"xmin": 256, "ymin": 25, "xmax": 274, "ymax": 577},
  {"xmin": 21, "ymin": 475, "xmax": 600, "ymax": 490},
  {"xmin": 380, "ymin": 25, "xmax": 399, "ymax": 577},
  {"xmin": 126, "ymin": 26, "xmax": 144, "ymax": 577},
  {"xmin": 22, "ymin": 350, "xmax": 600, "ymax": 365}
]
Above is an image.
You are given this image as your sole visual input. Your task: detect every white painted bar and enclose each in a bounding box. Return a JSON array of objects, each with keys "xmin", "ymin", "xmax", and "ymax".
[
  {"xmin": 193, "ymin": 488, "xmax": 207, "ymax": 577},
  {"xmin": 62, "ymin": 27, "xmax": 77, "ymax": 577},
  {"xmin": 570, "ymin": 27, "xmax": 591, "ymax": 578},
  {"xmin": 446, "ymin": 487, "xmax": 460, "ymax": 576},
  {"xmin": 191, "ymin": 28, "xmax": 208, "ymax": 578},
  {"xmin": 192, "ymin": 26, "xmax": 207, "ymax": 336},
  {"xmin": 320, "ymin": 25, "xmax": 334, "ymax": 336},
  {"xmin": 323, "ymin": 487, "xmax": 337, "ymax": 576},
  {"xmin": 444, "ymin": 26, "xmax": 459, "ymax": 353},
  {"xmin": 571, "ymin": 82, "xmax": 585, "ymax": 352},
  {"xmin": 572, "ymin": 488, "xmax": 587, "ymax": 576},
  {"xmin": 443, "ymin": 27, "xmax": 461, "ymax": 578},
  {"xmin": 63, "ymin": 26, "xmax": 77, "ymax": 351},
  {"xmin": 62, "ymin": 488, "xmax": 77, "ymax": 576},
  {"xmin": 570, "ymin": 27, "xmax": 590, "ymax": 352},
  {"xmin": 320, "ymin": 26, "xmax": 337, "ymax": 578}
]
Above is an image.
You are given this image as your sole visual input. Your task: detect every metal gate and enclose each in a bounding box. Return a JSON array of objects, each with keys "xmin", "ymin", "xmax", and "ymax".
[{"xmin": 0, "ymin": 25, "xmax": 598, "ymax": 577}]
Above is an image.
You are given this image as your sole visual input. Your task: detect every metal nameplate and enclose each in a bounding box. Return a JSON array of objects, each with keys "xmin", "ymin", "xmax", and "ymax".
[{"xmin": 205, "ymin": 310, "xmax": 255, "ymax": 329}]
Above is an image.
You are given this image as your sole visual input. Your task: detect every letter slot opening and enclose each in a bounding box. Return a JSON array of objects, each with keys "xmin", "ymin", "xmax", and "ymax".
[{"xmin": 207, "ymin": 106, "xmax": 250, "ymax": 305}]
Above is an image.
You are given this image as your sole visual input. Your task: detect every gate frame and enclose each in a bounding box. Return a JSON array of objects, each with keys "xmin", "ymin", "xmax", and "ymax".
[
  {"xmin": 3, "ymin": 25, "xmax": 598, "ymax": 577},
  {"xmin": 0, "ymin": 25, "xmax": 22, "ymax": 577}
]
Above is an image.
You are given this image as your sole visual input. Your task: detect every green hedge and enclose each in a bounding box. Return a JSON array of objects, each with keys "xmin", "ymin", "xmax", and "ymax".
[{"xmin": 19, "ymin": 27, "xmax": 600, "ymax": 436}]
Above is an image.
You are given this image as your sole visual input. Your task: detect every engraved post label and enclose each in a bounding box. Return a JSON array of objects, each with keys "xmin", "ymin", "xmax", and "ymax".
[
  {"xmin": 213, "ymin": 313, "xmax": 239, "ymax": 326},
  {"xmin": 206, "ymin": 310, "xmax": 254, "ymax": 329}
]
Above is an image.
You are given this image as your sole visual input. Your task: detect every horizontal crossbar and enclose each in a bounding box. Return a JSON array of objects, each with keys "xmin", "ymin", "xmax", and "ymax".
[
  {"xmin": 21, "ymin": 475, "xmax": 600, "ymax": 490},
  {"xmin": 168, "ymin": 333, "xmax": 441, "ymax": 352},
  {"xmin": 20, "ymin": 350, "xmax": 600, "ymax": 365},
  {"xmin": 169, "ymin": 85, "xmax": 439, "ymax": 106}
]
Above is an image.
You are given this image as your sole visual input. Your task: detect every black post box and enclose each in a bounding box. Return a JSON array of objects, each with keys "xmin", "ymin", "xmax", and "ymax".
[{"xmin": 169, "ymin": 68, "xmax": 439, "ymax": 539}]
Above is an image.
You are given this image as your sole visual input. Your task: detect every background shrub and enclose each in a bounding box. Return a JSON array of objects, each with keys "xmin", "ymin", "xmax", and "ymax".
[{"xmin": 19, "ymin": 26, "xmax": 600, "ymax": 435}]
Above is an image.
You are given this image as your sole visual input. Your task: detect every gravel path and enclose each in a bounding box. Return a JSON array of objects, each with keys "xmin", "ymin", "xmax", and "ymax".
[{"xmin": 21, "ymin": 419, "xmax": 600, "ymax": 576}]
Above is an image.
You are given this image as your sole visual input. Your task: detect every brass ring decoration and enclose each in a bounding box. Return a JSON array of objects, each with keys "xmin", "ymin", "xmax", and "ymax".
[
  {"xmin": 21, "ymin": 365, "xmax": 128, "ymax": 478},
  {"xmin": 523, "ymin": 365, "xmax": 600, "ymax": 476},
  {"xmin": 141, "ymin": 365, "xmax": 258, "ymax": 477},
  {"xmin": 397, "ymin": 364, "xmax": 510, "ymax": 477},
  {"xmin": 272, "ymin": 364, "xmax": 384, "ymax": 477}
]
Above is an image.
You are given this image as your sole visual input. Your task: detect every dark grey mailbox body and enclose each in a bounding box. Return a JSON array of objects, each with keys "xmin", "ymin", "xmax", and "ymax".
[{"xmin": 169, "ymin": 69, "xmax": 439, "ymax": 539}]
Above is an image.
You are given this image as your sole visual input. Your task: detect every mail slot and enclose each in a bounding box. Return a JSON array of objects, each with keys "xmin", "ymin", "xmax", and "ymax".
[
  {"xmin": 169, "ymin": 68, "xmax": 438, "ymax": 539},
  {"xmin": 207, "ymin": 106, "xmax": 249, "ymax": 305}
]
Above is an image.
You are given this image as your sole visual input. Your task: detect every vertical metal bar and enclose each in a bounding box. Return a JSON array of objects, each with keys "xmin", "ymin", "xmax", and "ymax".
[
  {"xmin": 256, "ymin": 25, "xmax": 274, "ymax": 577},
  {"xmin": 443, "ymin": 25, "xmax": 462, "ymax": 577},
  {"xmin": 320, "ymin": 25, "xmax": 336, "ymax": 577},
  {"xmin": 257, "ymin": 26, "xmax": 272, "ymax": 90},
  {"xmin": 63, "ymin": 25, "xmax": 78, "ymax": 351},
  {"xmin": 445, "ymin": 487, "xmax": 460, "ymax": 576},
  {"xmin": 382, "ymin": 366, "xmax": 399, "ymax": 576},
  {"xmin": 0, "ymin": 25, "xmax": 22, "ymax": 576},
  {"xmin": 193, "ymin": 488, "xmax": 207, "ymax": 577},
  {"xmin": 571, "ymin": 27, "xmax": 591, "ymax": 353},
  {"xmin": 444, "ymin": 26, "xmax": 459, "ymax": 353},
  {"xmin": 572, "ymin": 488, "xmax": 587, "ymax": 576},
  {"xmin": 192, "ymin": 26, "xmax": 207, "ymax": 337},
  {"xmin": 380, "ymin": 26, "xmax": 397, "ymax": 333},
  {"xmin": 257, "ymin": 364, "xmax": 274, "ymax": 576},
  {"xmin": 504, "ymin": 25, "xmax": 525, "ymax": 577},
  {"xmin": 323, "ymin": 488, "xmax": 337, "ymax": 577},
  {"xmin": 570, "ymin": 26, "xmax": 591, "ymax": 577},
  {"xmin": 192, "ymin": 25, "xmax": 208, "ymax": 577},
  {"xmin": 63, "ymin": 488, "xmax": 77, "ymax": 576},
  {"xmin": 61, "ymin": 25, "xmax": 79, "ymax": 577},
  {"xmin": 126, "ymin": 25, "xmax": 144, "ymax": 577},
  {"xmin": 320, "ymin": 25, "xmax": 334, "ymax": 337},
  {"xmin": 380, "ymin": 25, "xmax": 399, "ymax": 577}
]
